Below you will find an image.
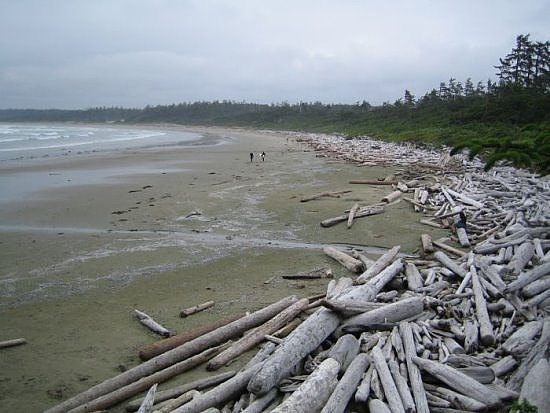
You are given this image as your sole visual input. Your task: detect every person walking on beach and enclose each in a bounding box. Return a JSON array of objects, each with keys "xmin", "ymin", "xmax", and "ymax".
[
  {"xmin": 261, "ymin": 151, "xmax": 265, "ymax": 162},
  {"xmin": 250, "ymin": 152, "xmax": 254, "ymax": 162}
]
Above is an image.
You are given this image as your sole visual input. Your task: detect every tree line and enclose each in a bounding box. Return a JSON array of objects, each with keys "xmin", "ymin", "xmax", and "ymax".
[{"xmin": 0, "ymin": 34, "xmax": 548, "ymax": 173}]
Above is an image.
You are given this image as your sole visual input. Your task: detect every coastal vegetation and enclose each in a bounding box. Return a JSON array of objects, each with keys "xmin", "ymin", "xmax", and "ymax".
[{"xmin": 1, "ymin": 34, "xmax": 548, "ymax": 173}]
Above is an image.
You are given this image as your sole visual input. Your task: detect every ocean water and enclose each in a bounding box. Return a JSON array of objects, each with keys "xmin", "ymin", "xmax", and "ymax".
[{"xmin": 0, "ymin": 123, "xmax": 202, "ymax": 162}]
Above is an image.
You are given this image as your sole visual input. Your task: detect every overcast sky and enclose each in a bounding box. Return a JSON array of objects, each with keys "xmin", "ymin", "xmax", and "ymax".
[{"xmin": 1, "ymin": 1, "xmax": 549, "ymax": 109}]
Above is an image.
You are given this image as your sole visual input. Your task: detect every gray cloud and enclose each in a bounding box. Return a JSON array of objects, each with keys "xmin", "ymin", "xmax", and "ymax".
[{"xmin": 1, "ymin": 0, "xmax": 549, "ymax": 109}]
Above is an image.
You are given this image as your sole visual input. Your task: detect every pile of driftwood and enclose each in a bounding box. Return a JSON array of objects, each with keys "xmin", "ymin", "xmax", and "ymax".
[{"xmin": 44, "ymin": 134, "xmax": 549, "ymax": 413}]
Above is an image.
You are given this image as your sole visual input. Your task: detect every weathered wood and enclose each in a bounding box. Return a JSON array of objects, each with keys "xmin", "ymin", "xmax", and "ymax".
[
  {"xmin": 180, "ymin": 301, "xmax": 215, "ymax": 318},
  {"xmin": 323, "ymin": 246, "xmax": 364, "ymax": 273},
  {"xmin": 171, "ymin": 363, "xmax": 265, "ymax": 413},
  {"xmin": 424, "ymin": 383, "xmax": 487, "ymax": 412},
  {"xmin": 45, "ymin": 296, "xmax": 298, "ymax": 413},
  {"xmin": 135, "ymin": 310, "xmax": 171, "ymax": 338},
  {"xmin": 356, "ymin": 245, "xmax": 401, "ymax": 285},
  {"xmin": 137, "ymin": 383, "xmax": 157, "ymax": 413},
  {"xmin": 382, "ymin": 190, "xmax": 403, "ymax": 203},
  {"xmin": 388, "ymin": 359, "xmax": 415, "ymax": 413},
  {"xmin": 508, "ymin": 241, "xmax": 534, "ymax": 275},
  {"xmin": 126, "ymin": 372, "xmax": 236, "ymax": 412},
  {"xmin": 139, "ymin": 314, "xmax": 241, "ymax": 361},
  {"xmin": 206, "ymin": 298, "xmax": 309, "ymax": 370},
  {"xmin": 399, "ymin": 322, "xmax": 430, "ymax": 413},
  {"xmin": 347, "ymin": 202, "xmax": 360, "ymax": 229},
  {"xmin": 368, "ymin": 399, "xmax": 392, "ymax": 413},
  {"xmin": 372, "ymin": 346, "xmax": 406, "ymax": 413},
  {"xmin": 71, "ymin": 345, "xmax": 225, "ymax": 413},
  {"xmin": 321, "ymin": 298, "xmax": 384, "ymax": 316},
  {"xmin": 421, "ymin": 233, "xmax": 434, "ymax": 253},
  {"xmin": 0, "ymin": 338, "xmax": 27, "ymax": 349},
  {"xmin": 405, "ymin": 262, "xmax": 424, "ymax": 291},
  {"xmin": 412, "ymin": 356, "xmax": 502, "ymax": 408},
  {"xmin": 249, "ymin": 264, "xmax": 399, "ymax": 396},
  {"xmin": 152, "ymin": 390, "xmax": 199, "ymax": 413},
  {"xmin": 519, "ymin": 358, "xmax": 550, "ymax": 413},
  {"xmin": 502, "ymin": 320, "xmax": 542, "ymax": 355},
  {"xmin": 340, "ymin": 297, "xmax": 424, "ymax": 334},
  {"xmin": 320, "ymin": 205, "xmax": 384, "ymax": 227},
  {"xmin": 241, "ymin": 388, "xmax": 278, "ymax": 413},
  {"xmin": 326, "ymin": 334, "xmax": 360, "ymax": 372},
  {"xmin": 321, "ymin": 353, "xmax": 370, "ymax": 413},
  {"xmin": 271, "ymin": 358, "xmax": 340, "ymax": 413},
  {"xmin": 463, "ymin": 319, "xmax": 479, "ymax": 354},
  {"xmin": 434, "ymin": 251, "xmax": 467, "ymax": 277},
  {"xmin": 349, "ymin": 179, "xmax": 397, "ymax": 185},
  {"xmin": 300, "ymin": 190, "xmax": 352, "ymax": 202},
  {"xmin": 283, "ymin": 267, "xmax": 332, "ymax": 280},
  {"xmin": 522, "ymin": 276, "xmax": 550, "ymax": 297},
  {"xmin": 457, "ymin": 366, "xmax": 495, "ymax": 384},
  {"xmin": 470, "ymin": 266, "xmax": 495, "ymax": 346},
  {"xmin": 489, "ymin": 355, "xmax": 517, "ymax": 377},
  {"xmin": 354, "ymin": 365, "xmax": 373, "ymax": 403}
]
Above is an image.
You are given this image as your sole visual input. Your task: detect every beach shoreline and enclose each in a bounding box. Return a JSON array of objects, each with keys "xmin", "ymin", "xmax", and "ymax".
[{"xmin": 0, "ymin": 125, "xmax": 444, "ymax": 412}]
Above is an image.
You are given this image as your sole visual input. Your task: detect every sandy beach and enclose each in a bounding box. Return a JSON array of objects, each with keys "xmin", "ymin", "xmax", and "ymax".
[{"xmin": 0, "ymin": 125, "xmax": 445, "ymax": 412}]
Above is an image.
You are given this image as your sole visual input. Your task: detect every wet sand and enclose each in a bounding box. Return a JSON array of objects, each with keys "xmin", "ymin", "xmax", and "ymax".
[{"xmin": 0, "ymin": 126, "xmax": 447, "ymax": 412}]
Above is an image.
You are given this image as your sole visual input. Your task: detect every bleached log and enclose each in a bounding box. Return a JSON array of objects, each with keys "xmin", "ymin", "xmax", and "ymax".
[
  {"xmin": 320, "ymin": 205, "xmax": 384, "ymax": 227},
  {"xmin": 180, "ymin": 301, "xmax": 215, "ymax": 318},
  {"xmin": 339, "ymin": 297, "xmax": 424, "ymax": 334},
  {"xmin": 271, "ymin": 358, "xmax": 340, "ymax": 413},
  {"xmin": 300, "ymin": 190, "xmax": 352, "ymax": 202},
  {"xmin": 412, "ymin": 356, "xmax": 502, "ymax": 408},
  {"xmin": 457, "ymin": 366, "xmax": 495, "ymax": 384},
  {"xmin": 69, "ymin": 345, "xmax": 226, "ymax": 413},
  {"xmin": 522, "ymin": 276, "xmax": 550, "ymax": 297},
  {"xmin": 321, "ymin": 353, "xmax": 370, "ymax": 413},
  {"xmin": 321, "ymin": 298, "xmax": 384, "ymax": 316},
  {"xmin": 137, "ymin": 383, "xmax": 157, "ymax": 413},
  {"xmin": 423, "ymin": 384, "xmax": 487, "ymax": 412},
  {"xmin": 206, "ymin": 298, "xmax": 309, "ymax": 370},
  {"xmin": 282, "ymin": 267, "xmax": 332, "ymax": 279},
  {"xmin": 369, "ymin": 399, "xmax": 393, "ymax": 413},
  {"xmin": 349, "ymin": 179, "xmax": 397, "ymax": 185},
  {"xmin": 0, "ymin": 338, "xmax": 27, "ymax": 349},
  {"xmin": 45, "ymin": 296, "xmax": 297, "ymax": 413},
  {"xmin": 489, "ymin": 356, "xmax": 517, "ymax": 377},
  {"xmin": 126, "ymin": 372, "xmax": 236, "ymax": 412},
  {"xmin": 434, "ymin": 251, "xmax": 467, "ymax": 278},
  {"xmin": 388, "ymin": 359, "xmax": 415, "ymax": 413},
  {"xmin": 152, "ymin": 390, "xmax": 199, "ymax": 413},
  {"xmin": 502, "ymin": 320, "xmax": 542, "ymax": 354},
  {"xmin": 135, "ymin": 310, "xmax": 172, "ymax": 338},
  {"xmin": 470, "ymin": 266, "xmax": 495, "ymax": 346},
  {"xmin": 323, "ymin": 246, "xmax": 364, "ymax": 273},
  {"xmin": 405, "ymin": 262, "xmax": 424, "ymax": 291},
  {"xmin": 508, "ymin": 241, "xmax": 534, "ymax": 275},
  {"xmin": 382, "ymin": 190, "xmax": 403, "ymax": 203},
  {"xmin": 249, "ymin": 262, "xmax": 400, "ymax": 396},
  {"xmin": 399, "ymin": 322, "xmax": 430, "ymax": 413},
  {"xmin": 444, "ymin": 187, "xmax": 484, "ymax": 209},
  {"xmin": 139, "ymin": 314, "xmax": 241, "ymax": 360},
  {"xmin": 474, "ymin": 234, "xmax": 530, "ymax": 255},
  {"xmin": 421, "ymin": 234, "xmax": 434, "ymax": 253},
  {"xmin": 519, "ymin": 358, "xmax": 550, "ymax": 413},
  {"xmin": 523, "ymin": 289, "xmax": 550, "ymax": 308},
  {"xmin": 372, "ymin": 346, "xmax": 406, "ymax": 413},
  {"xmin": 326, "ymin": 277, "xmax": 353, "ymax": 300},
  {"xmin": 443, "ymin": 337, "xmax": 465, "ymax": 355},
  {"xmin": 354, "ymin": 365, "xmax": 373, "ymax": 403},
  {"xmin": 172, "ymin": 363, "xmax": 265, "ymax": 413},
  {"xmin": 432, "ymin": 239, "xmax": 467, "ymax": 258},
  {"xmin": 356, "ymin": 245, "xmax": 401, "ymax": 284},
  {"xmin": 326, "ymin": 334, "xmax": 360, "ymax": 372},
  {"xmin": 463, "ymin": 319, "xmax": 479, "ymax": 354},
  {"xmin": 241, "ymin": 388, "xmax": 278, "ymax": 413},
  {"xmin": 347, "ymin": 202, "xmax": 360, "ymax": 229}
]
